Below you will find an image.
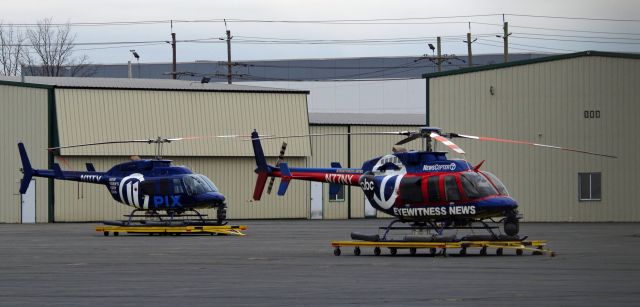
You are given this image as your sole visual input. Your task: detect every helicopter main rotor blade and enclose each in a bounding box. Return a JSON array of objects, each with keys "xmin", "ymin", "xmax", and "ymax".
[
  {"xmin": 451, "ymin": 133, "xmax": 617, "ymax": 158},
  {"xmin": 430, "ymin": 132, "xmax": 465, "ymax": 154},
  {"xmin": 48, "ymin": 139, "xmax": 155, "ymax": 150},
  {"xmin": 48, "ymin": 134, "xmax": 248, "ymax": 151},
  {"xmin": 175, "ymin": 134, "xmax": 255, "ymax": 141},
  {"xmin": 395, "ymin": 133, "xmax": 421, "ymax": 146},
  {"xmin": 249, "ymin": 131, "xmax": 408, "ymax": 141}
]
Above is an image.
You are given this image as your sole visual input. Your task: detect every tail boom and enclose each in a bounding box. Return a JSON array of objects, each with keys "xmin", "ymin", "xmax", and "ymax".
[{"xmin": 250, "ymin": 129, "xmax": 362, "ymax": 200}]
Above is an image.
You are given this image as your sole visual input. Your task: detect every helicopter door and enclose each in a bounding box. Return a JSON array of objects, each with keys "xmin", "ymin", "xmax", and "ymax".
[
  {"xmin": 444, "ymin": 175, "xmax": 462, "ymax": 202},
  {"xmin": 427, "ymin": 176, "xmax": 441, "ymax": 203},
  {"xmin": 399, "ymin": 177, "xmax": 423, "ymax": 203},
  {"xmin": 140, "ymin": 179, "xmax": 173, "ymax": 196}
]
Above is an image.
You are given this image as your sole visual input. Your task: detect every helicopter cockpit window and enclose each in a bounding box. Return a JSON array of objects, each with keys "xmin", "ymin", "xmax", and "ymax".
[
  {"xmin": 444, "ymin": 175, "xmax": 461, "ymax": 202},
  {"xmin": 197, "ymin": 175, "xmax": 219, "ymax": 193},
  {"xmin": 460, "ymin": 172, "xmax": 498, "ymax": 199},
  {"xmin": 173, "ymin": 178, "xmax": 184, "ymax": 194},
  {"xmin": 182, "ymin": 175, "xmax": 218, "ymax": 195},
  {"xmin": 480, "ymin": 171, "xmax": 509, "ymax": 196}
]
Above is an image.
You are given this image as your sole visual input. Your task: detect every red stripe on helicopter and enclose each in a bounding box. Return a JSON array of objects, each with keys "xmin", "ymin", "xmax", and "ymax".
[{"xmin": 270, "ymin": 171, "xmax": 362, "ymax": 186}]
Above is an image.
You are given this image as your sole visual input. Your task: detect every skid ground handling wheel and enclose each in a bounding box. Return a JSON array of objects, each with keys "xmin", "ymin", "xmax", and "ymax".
[{"xmin": 331, "ymin": 239, "xmax": 554, "ymax": 257}]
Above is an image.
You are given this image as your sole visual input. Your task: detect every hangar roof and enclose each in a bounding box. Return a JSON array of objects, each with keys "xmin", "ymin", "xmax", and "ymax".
[
  {"xmin": 0, "ymin": 76, "xmax": 309, "ymax": 94},
  {"xmin": 422, "ymin": 50, "xmax": 640, "ymax": 79},
  {"xmin": 309, "ymin": 112, "xmax": 425, "ymax": 126}
]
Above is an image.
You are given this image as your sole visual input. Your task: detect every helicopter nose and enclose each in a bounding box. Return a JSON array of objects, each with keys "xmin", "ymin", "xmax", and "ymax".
[
  {"xmin": 195, "ymin": 192, "xmax": 225, "ymax": 204},
  {"xmin": 208, "ymin": 192, "xmax": 225, "ymax": 203},
  {"xmin": 500, "ymin": 196, "xmax": 518, "ymax": 209}
]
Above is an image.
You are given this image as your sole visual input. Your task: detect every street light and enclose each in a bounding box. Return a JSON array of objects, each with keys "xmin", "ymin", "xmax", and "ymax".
[
  {"xmin": 130, "ymin": 49, "xmax": 140, "ymax": 60},
  {"xmin": 130, "ymin": 50, "xmax": 140, "ymax": 78}
]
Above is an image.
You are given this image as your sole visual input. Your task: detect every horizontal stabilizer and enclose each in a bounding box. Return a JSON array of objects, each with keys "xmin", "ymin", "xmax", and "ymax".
[
  {"xmin": 277, "ymin": 163, "xmax": 292, "ymax": 196},
  {"xmin": 277, "ymin": 180, "xmax": 291, "ymax": 196},
  {"xmin": 86, "ymin": 163, "xmax": 96, "ymax": 172},
  {"xmin": 331, "ymin": 162, "xmax": 342, "ymax": 168}
]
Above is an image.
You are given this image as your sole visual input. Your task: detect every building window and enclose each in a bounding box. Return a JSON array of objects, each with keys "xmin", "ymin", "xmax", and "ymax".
[
  {"xmin": 329, "ymin": 185, "xmax": 345, "ymax": 202},
  {"xmin": 579, "ymin": 172, "xmax": 601, "ymax": 201}
]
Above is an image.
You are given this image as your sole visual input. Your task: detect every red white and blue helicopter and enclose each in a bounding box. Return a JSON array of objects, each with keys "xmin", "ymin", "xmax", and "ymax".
[
  {"xmin": 250, "ymin": 127, "xmax": 616, "ymax": 240},
  {"xmin": 18, "ymin": 136, "xmax": 236, "ymax": 226}
]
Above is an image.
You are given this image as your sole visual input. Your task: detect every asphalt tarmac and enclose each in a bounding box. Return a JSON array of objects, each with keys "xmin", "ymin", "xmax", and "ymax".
[{"xmin": 0, "ymin": 220, "xmax": 639, "ymax": 306}]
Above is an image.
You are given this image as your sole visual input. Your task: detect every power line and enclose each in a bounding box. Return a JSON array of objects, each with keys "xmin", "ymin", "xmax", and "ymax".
[
  {"xmin": 515, "ymin": 32, "xmax": 640, "ymax": 41},
  {"xmin": 480, "ymin": 39, "xmax": 578, "ymax": 53},
  {"xmin": 0, "ymin": 16, "xmax": 500, "ymax": 27},
  {"xmin": 509, "ymin": 24, "xmax": 640, "ymax": 36},
  {"xmin": 506, "ymin": 13, "xmax": 640, "ymax": 23},
  {"xmin": 4, "ymin": 14, "xmax": 639, "ymax": 30},
  {"xmin": 511, "ymin": 35, "xmax": 640, "ymax": 45}
]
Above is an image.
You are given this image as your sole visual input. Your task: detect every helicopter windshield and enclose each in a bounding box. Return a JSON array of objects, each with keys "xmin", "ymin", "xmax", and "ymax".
[
  {"xmin": 480, "ymin": 171, "xmax": 509, "ymax": 196},
  {"xmin": 460, "ymin": 172, "xmax": 498, "ymax": 199},
  {"xmin": 182, "ymin": 174, "xmax": 219, "ymax": 195}
]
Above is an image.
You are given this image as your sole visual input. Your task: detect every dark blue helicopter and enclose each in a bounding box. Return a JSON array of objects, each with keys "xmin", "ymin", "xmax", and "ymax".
[
  {"xmin": 250, "ymin": 127, "xmax": 616, "ymax": 239},
  {"xmin": 18, "ymin": 137, "xmax": 229, "ymax": 225}
]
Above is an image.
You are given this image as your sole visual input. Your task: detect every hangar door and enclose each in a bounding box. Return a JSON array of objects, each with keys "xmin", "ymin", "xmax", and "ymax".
[{"xmin": 21, "ymin": 180, "xmax": 36, "ymax": 223}]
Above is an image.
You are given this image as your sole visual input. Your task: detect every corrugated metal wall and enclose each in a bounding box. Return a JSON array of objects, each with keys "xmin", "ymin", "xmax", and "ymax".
[
  {"xmin": 53, "ymin": 156, "xmax": 309, "ymax": 221},
  {"xmin": 54, "ymin": 89, "xmax": 311, "ymax": 157},
  {"xmin": 0, "ymin": 85, "xmax": 49, "ymax": 223},
  {"xmin": 349, "ymin": 125, "xmax": 423, "ymax": 218},
  {"xmin": 50, "ymin": 88, "xmax": 311, "ymax": 221},
  {"xmin": 309, "ymin": 125, "xmax": 349, "ymax": 219},
  {"xmin": 429, "ymin": 56, "xmax": 639, "ymax": 221}
]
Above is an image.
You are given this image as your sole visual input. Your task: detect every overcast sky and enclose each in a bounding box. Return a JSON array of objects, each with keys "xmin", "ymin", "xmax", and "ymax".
[{"xmin": 2, "ymin": 0, "xmax": 639, "ymax": 64}]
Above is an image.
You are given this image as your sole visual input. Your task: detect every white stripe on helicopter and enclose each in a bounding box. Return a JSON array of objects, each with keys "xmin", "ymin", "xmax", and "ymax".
[
  {"xmin": 371, "ymin": 155, "xmax": 407, "ymax": 209},
  {"xmin": 118, "ymin": 173, "xmax": 149, "ymax": 208},
  {"xmin": 373, "ymin": 173, "xmax": 405, "ymax": 209}
]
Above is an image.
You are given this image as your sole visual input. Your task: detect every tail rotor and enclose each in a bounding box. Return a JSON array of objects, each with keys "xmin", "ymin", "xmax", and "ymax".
[{"xmin": 266, "ymin": 142, "xmax": 288, "ymax": 195}]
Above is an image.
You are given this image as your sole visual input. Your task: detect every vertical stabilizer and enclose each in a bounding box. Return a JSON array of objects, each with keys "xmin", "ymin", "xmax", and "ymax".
[{"xmin": 18, "ymin": 143, "xmax": 34, "ymax": 194}]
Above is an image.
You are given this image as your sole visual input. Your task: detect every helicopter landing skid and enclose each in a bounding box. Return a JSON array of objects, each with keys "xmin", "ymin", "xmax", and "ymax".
[
  {"xmin": 104, "ymin": 208, "xmax": 227, "ymax": 227},
  {"xmin": 96, "ymin": 224, "xmax": 247, "ymax": 236},
  {"xmin": 340, "ymin": 221, "xmax": 549, "ymax": 257},
  {"xmin": 351, "ymin": 218, "xmax": 520, "ymax": 243}
]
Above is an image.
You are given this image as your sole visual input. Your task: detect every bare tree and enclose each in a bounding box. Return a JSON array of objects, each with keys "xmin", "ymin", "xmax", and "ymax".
[
  {"xmin": 0, "ymin": 22, "xmax": 26, "ymax": 76},
  {"xmin": 22, "ymin": 18, "xmax": 94, "ymax": 77}
]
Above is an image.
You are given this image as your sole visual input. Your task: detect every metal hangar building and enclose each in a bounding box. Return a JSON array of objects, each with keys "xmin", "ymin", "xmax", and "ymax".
[
  {"xmin": 0, "ymin": 77, "xmax": 311, "ymax": 223},
  {"xmin": 424, "ymin": 51, "xmax": 639, "ymax": 222}
]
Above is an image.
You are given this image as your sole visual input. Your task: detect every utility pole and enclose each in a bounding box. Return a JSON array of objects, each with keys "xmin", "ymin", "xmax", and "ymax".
[
  {"xmin": 436, "ymin": 36, "xmax": 442, "ymax": 72},
  {"xmin": 171, "ymin": 32, "xmax": 177, "ymax": 79},
  {"xmin": 225, "ymin": 27, "xmax": 233, "ymax": 84},
  {"xmin": 503, "ymin": 21, "xmax": 509, "ymax": 63},
  {"xmin": 466, "ymin": 33, "xmax": 473, "ymax": 67}
]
